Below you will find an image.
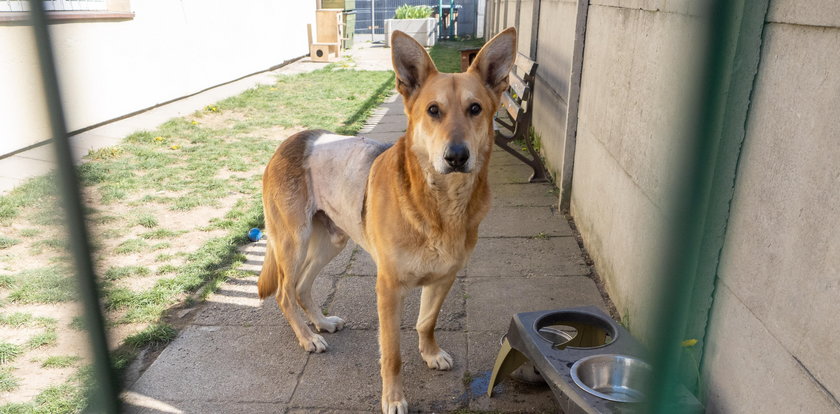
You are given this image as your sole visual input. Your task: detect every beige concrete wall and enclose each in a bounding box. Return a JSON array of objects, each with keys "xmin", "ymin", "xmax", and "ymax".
[
  {"xmin": 569, "ymin": 3, "xmax": 704, "ymax": 341},
  {"xmin": 529, "ymin": 0, "xmax": 576, "ymax": 182},
  {"xmin": 0, "ymin": 0, "xmax": 314, "ymax": 156},
  {"xmin": 702, "ymin": 12, "xmax": 840, "ymax": 412}
]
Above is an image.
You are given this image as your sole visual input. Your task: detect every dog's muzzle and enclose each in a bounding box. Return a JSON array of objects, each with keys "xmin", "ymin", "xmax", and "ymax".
[{"xmin": 443, "ymin": 143, "xmax": 470, "ymax": 173}]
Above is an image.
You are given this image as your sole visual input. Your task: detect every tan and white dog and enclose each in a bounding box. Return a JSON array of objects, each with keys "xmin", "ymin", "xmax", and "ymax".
[{"xmin": 258, "ymin": 28, "xmax": 516, "ymax": 414}]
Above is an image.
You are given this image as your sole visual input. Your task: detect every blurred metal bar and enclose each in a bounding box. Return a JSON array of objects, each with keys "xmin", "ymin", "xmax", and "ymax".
[
  {"xmin": 26, "ymin": 0, "xmax": 121, "ymax": 412},
  {"xmin": 646, "ymin": 0, "xmax": 769, "ymax": 411}
]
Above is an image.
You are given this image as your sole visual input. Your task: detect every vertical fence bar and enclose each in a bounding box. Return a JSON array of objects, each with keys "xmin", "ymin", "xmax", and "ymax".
[
  {"xmin": 26, "ymin": 0, "xmax": 121, "ymax": 412},
  {"xmin": 646, "ymin": 0, "xmax": 767, "ymax": 411}
]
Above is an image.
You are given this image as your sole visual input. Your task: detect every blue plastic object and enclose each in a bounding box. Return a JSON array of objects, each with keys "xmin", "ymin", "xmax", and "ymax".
[{"xmin": 247, "ymin": 228, "xmax": 264, "ymax": 242}]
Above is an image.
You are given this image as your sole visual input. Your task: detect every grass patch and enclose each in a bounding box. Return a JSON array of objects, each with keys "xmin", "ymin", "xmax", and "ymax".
[
  {"xmin": 0, "ymin": 368, "xmax": 19, "ymax": 393},
  {"xmin": 0, "ymin": 313, "xmax": 54, "ymax": 328},
  {"xmin": 0, "ymin": 236, "xmax": 19, "ymax": 250},
  {"xmin": 133, "ymin": 212, "xmax": 158, "ymax": 229},
  {"xmin": 139, "ymin": 229, "xmax": 183, "ymax": 240},
  {"xmin": 41, "ymin": 356, "xmax": 82, "ymax": 369},
  {"xmin": 114, "ymin": 238, "xmax": 148, "ymax": 255},
  {"xmin": 428, "ymin": 38, "xmax": 486, "ymax": 73},
  {"xmin": 32, "ymin": 238, "xmax": 67, "ymax": 251},
  {"xmin": 18, "ymin": 228, "xmax": 39, "ymax": 237},
  {"xmin": 124, "ymin": 324, "xmax": 176, "ymax": 349},
  {"xmin": 0, "ymin": 313, "xmax": 33, "ymax": 327},
  {"xmin": 69, "ymin": 317, "xmax": 85, "ymax": 331},
  {"xmin": 27, "ymin": 328, "xmax": 58, "ymax": 349},
  {"xmin": 103, "ymin": 265, "xmax": 150, "ymax": 281},
  {"xmin": 0, "ymin": 343, "xmax": 23, "ymax": 365},
  {"xmin": 7, "ymin": 267, "xmax": 76, "ymax": 304}
]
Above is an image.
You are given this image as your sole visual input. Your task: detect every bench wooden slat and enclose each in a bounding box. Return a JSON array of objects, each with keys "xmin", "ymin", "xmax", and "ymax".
[
  {"xmin": 500, "ymin": 92, "xmax": 520, "ymax": 121},
  {"xmin": 514, "ymin": 53, "xmax": 537, "ymax": 77},
  {"xmin": 509, "ymin": 71, "xmax": 528, "ymax": 100}
]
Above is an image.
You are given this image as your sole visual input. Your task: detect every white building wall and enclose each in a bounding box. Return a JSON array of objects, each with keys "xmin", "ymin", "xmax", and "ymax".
[{"xmin": 0, "ymin": 0, "xmax": 314, "ymax": 156}]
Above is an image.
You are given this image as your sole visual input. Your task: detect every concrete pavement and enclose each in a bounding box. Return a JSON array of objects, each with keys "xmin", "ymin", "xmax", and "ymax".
[{"xmin": 122, "ymin": 91, "xmax": 610, "ymax": 413}]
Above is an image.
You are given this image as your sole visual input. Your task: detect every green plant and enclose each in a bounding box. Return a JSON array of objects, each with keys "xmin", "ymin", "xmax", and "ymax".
[
  {"xmin": 0, "ymin": 236, "xmax": 18, "ymax": 250},
  {"xmin": 8, "ymin": 267, "xmax": 76, "ymax": 304},
  {"xmin": 0, "ymin": 368, "xmax": 19, "ymax": 393},
  {"xmin": 103, "ymin": 265, "xmax": 150, "ymax": 281},
  {"xmin": 41, "ymin": 355, "xmax": 82, "ymax": 369},
  {"xmin": 124, "ymin": 324, "xmax": 176, "ymax": 349},
  {"xmin": 27, "ymin": 328, "xmax": 58, "ymax": 349},
  {"xmin": 394, "ymin": 4, "xmax": 433, "ymax": 19},
  {"xmin": 0, "ymin": 343, "xmax": 23, "ymax": 364}
]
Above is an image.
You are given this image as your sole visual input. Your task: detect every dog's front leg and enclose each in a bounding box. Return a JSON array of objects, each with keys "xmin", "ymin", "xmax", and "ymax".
[
  {"xmin": 416, "ymin": 275, "xmax": 456, "ymax": 370},
  {"xmin": 376, "ymin": 272, "xmax": 407, "ymax": 414}
]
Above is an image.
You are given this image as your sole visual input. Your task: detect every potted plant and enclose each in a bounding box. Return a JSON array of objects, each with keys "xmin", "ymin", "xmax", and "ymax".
[{"xmin": 384, "ymin": 4, "xmax": 438, "ymax": 47}]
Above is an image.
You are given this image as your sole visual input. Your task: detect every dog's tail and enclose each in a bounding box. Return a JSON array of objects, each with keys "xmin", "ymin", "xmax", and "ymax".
[{"xmin": 257, "ymin": 242, "xmax": 279, "ymax": 299}]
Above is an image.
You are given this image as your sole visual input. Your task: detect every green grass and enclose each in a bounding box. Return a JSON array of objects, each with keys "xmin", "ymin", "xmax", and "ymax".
[
  {"xmin": 139, "ymin": 229, "xmax": 183, "ymax": 240},
  {"xmin": 0, "ymin": 236, "xmax": 19, "ymax": 250},
  {"xmin": 103, "ymin": 265, "xmax": 150, "ymax": 281},
  {"xmin": 0, "ymin": 368, "xmax": 18, "ymax": 393},
  {"xmin": 7, "ymin": 267, "xmax": 76, "ymax": 304},
  {"xmin": 27, "ymin": 328, "xmax": 58, "ymax": 349},
  {"xmin": 123, "ymin": 324, "xmax": 176, "ymax": 349},
  {"xmin": 428, "ymin": 38, "xmax": 486, "ymax": 73},
  {"xmin": 113, "ymin": 238, "xmax": 148, "ymax": 255},
  {"xmin": 0, "ymin": 343, "xmax": 23, "ymax": 365},
  {"xmin": 0, "ymin": 313, "xmax": 55, "ymax": 329},
  {"xmin": 133, "ymin": 212, "xmax": 158, "ymax": 228},
  {"xmin": 41, "ymin": 356, "xmax": 82, "ymax": 369},
  {"xmin": 68, "ymin": 317, "xmax": 85, "ymax": 331}
]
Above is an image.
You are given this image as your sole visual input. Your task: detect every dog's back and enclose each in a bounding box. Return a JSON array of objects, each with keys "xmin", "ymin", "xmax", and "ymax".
[{"xmin": 258, "ymin": 130, "xmax": 388, "ymax": 298}]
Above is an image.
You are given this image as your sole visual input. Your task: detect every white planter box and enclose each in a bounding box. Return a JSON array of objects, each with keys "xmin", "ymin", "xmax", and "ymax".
[{"xmin": 384, "ymin": 18, "xmax": 438, "ymax": 47}]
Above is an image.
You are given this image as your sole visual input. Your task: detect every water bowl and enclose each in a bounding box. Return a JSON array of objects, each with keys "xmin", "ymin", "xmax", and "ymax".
[{"xmin": 570, "ymin": 354, "xmax": 651, "ymax": 403}]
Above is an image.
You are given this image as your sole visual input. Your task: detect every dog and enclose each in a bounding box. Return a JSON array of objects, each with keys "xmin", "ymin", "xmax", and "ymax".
[{"xmin": 257, "ymin": 28, "xmax": 517, "ymax": 414}]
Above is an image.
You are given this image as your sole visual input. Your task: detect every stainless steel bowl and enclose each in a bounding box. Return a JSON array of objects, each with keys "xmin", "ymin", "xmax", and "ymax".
[{"xmin": 570, "ymin": 354, "xmax": 651, "ymax": 403}]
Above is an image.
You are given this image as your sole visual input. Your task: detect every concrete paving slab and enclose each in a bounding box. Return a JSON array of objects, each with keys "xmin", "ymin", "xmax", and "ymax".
[
  {"xmin": 190, "ymin": 275, "xmax": 335, "ymax": 327},
  {"xmin": 129, "ymin": 325, "xmax": 307, "ymax": 404},
  {"xmin": 479, "ymin": 205, "xmax": 572, "ymax": 238},
  {"xmin": 364, "ymin": 119, "xmax": 406, "ymax": 134},
  {"xmin": 123, "ymin": 393, "xmax": 286, "ymax": 414},
  {"xmin": 363, "ymin": 131, "xmax": 402, "ymax": 143},
  {"xmin": 0, "ymin": 156, "xmax": 54, "ymax": 180},
  {"xmin": 490, "ymin": 149, "xmax": 535, "ymax": 167},
  {"xmin": 289, "ymin": 329, "xmax": 468, "ymax": 413},
  {"xmin": 466, "ymin": 331, "xmax": 560, "ymax": 413},
  {"xmin": 466, "ymin": 276, "xmax": 606, "ymax": 332},
  {"xmin": 488, "ymin": 163, "xmax": 539, "ymax": 185},
  {"xmin": 468, "ymin": 237, "xmax": 589, "ymax": 277},
  {"xmin": 491, "ymin": 183, "xmax": 558, "ymax": 207},
  {"xmin": 328, "ymin": 276, "xmax": 466, "ymax": 331}
]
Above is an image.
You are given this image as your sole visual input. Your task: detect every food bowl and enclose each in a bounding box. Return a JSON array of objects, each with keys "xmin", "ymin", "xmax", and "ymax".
[
  {"xmin": 534, "ymin": 310, "xmax": 616, "ymax": 349},
  {"xmin": 570, "ymin": 354, "xmax": 651, "ymax": 403}
]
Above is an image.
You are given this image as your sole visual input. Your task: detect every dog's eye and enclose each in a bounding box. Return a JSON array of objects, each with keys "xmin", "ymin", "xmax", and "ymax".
[
  {"xmin": 427, "ymin": 105, "xmax": 440, "ymax": 117},
  {"xmin": 469, "ymin": 103, "xmax": 482, "ymax": 116}
]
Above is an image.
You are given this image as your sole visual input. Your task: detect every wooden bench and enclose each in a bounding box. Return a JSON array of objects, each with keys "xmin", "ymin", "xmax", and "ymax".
[{"xmin": 494, "ymin": 53, "xmax": 548, "ymax": 182}]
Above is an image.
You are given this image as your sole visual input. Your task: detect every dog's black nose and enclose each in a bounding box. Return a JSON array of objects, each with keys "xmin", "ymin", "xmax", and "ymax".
[{"xmin": 444, "ymin": 143, "xmax": 469, "ymax": 169}]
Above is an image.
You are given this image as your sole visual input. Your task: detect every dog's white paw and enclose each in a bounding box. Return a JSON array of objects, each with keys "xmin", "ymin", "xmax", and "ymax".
[
  {"xmin": 300, "ymin": 334, "xmax": 328, "ymax": 353},
  {"xmin": 381, "ymin": 397, "xmax": 408, "ymax": 414},
  {"xmin": 315, "ymin": 316, "xmax": 345, "ymax": 333},
  {"xmin": 422, "ymin": 348, "xmax": 454, "ymax": 370}
]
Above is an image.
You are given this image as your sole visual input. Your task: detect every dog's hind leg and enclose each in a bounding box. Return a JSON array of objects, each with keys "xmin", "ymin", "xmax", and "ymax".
[
  {"xmin": 295, "ymin": 212, "xmax": 347, "ymax": 333},
  {"xmin": 270, "ymin": 227, "xmax": 330, "ymax": 353}
]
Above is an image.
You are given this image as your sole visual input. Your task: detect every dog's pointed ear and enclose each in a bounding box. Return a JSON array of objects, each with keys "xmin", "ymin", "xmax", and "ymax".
[
  {"xmin": 391, "ymin": 30, "xmax": 438, "ymax": 99},
  {"xmin": 468, "ymin": 27, "xmax": 517, "ymax": 96}
]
